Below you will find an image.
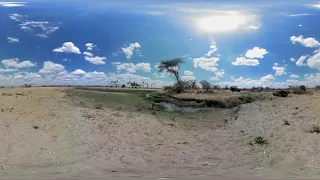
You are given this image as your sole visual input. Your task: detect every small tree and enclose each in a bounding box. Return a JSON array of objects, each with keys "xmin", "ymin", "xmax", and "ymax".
[
  {"xmin": 157, "ymin": 58, "xmax": 184, "ymax": 93},
  {"xmin": 189, "ymin": 80, "xmax": 197, "ymax": 89},
  {"xmin": 200, "ymin": 80, "xmax": 211, "ymax": 91}
]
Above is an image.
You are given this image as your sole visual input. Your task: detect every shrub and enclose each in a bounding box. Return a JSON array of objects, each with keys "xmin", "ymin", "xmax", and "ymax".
[
  {"xmin": 199, "ymin": 80, "xmax": 211, "ymax": 91},
  {"xmin": 315, "ymin": 85, "xmax": 320, "ymax": 89},
  {"xmin": 230, "ymin": 86, "xmax": 241, "ymax": 92},
  {"xmin": 284, "ymin": 120, "xmax": 290, "ymax": 125},
  {"xmin": 95, "ymin": 104, "xmax": 103, "ymax": 109},
  {"xmin": 254, "ymin": 136, "xmax": 268, "ymax": 146},
  {"xmin": 291, "ymin": 85, "xmax": 307, "ymax": 94},
  {"xmin": 310, "ymin": 125, "xmax": 320, "ymax": 134},
  {"xmin": 33, "ymin": 125, "xmax": 39, "ymax": 129},
  {"xmin": 300, "ymin": 85, "xmax": 306, "ymax": 91}
]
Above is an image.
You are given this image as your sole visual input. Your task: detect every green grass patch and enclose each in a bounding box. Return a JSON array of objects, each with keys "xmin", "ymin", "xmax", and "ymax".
[{"xmin": 310, "ymin": 125, "xmax": 320, "ymax": 134}]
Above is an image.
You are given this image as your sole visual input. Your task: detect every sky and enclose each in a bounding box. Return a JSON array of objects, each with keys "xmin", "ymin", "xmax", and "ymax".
[{"xmin": 1, "ymin": 0, "xmax": 320, "ymax": 87}]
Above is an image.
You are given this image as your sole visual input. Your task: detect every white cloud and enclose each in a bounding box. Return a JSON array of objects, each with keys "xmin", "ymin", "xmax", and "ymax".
[
  {"xmin": 39, "ymin": 61, "xmax": 65, "ymax": 75},
  {"xmin": 232, "ymin": 57, "xmax": 259, "ymax": 66},
  {"xmin": 260, "ymin": 74, "xmax": 275, "ymax": 82},
  {"xmin": 296, "ymin": 55, "xmax": 308, "ymax": 66},
  {"xmin": 2, "ymin": 58, "xmax": 36, "ymax": 68},
  {"xmin": 272, "ymin": 65, "xmax": 286, "ymax": 76},
  {"xmin": 23, "ymin": 72, "xmax": 41, "ymax": 80},
  {"xmin": 290, "ymin": 74, "xmax": 300, "ymax": 78},
  {"xmin": 184, "ymin": 70, "xmax": 194, "ymax": 76},
  {"xmin": 7, "ymin": 37, "xmax": 19, "ymax": 43},
  {"xmin": 193, "ymin": 57, "xmax": 224, "ymax": 78},
  {"xmin": 288, "ymin": 14, "xmax": 310, "ymax": 17},
  {"xmin": 19, "ymin": 20, "xmax": 59, "ymax": 38},
  {"xmin": 0, "ymin": 2, "xmax": 26, "ymax": 7},
  {"xmin": 53, "ymin": 42, "xmax": 81, "ymax": 54},
  {"xmin": 245, "ymin": 47, "xmax": 268, "ymax": 59},
  {"xmin": 290, "ymin": 58, "xmax": 295, "ymax": 62},
  {"xmin": 153, "ymin": 72, "xmax": 167, "ymax": 78},
  {"xmin": 205, "ymin": 41, "xmax": 217, "ymax": 57},
  {"xmin": 218, "ymin": 74, "xmax": 275, "ymax": 88},
  {"xmin": 274, "ymin": 62, "xmax": 279, "ymax": 66},
  {"xmin": 114, "ymin": 62, "xmax": 151, "ymax": 73},
  {"xmin": 122, "ymin": 42, "xmax": 141, "ymax": 59},
  {"xmin": 9, "ymin": 13, "xmax": 24, "ymax": 21},
  {"xmin": 307, "ymin": 51, "xmax": 320, "ymax": 69},
  {"xmin": 83, "ymin": 51, "xmax": 93, "ymax": 57},
  {"xmin": 112, "ymin": 51, "xmax": 120, "ymax": 57},
  {"xmin": 299, "ymin": 24, "xmax": 302, "ymax": 27},
  {"xmin": 0, "ymin": 68, "xmax": 17, "ymax": 73},
  {"xmin": 71, "ymin": 69, "xmax": 86, "ymax": 75},
  {"xmin": 193, "ymin": 57, "xmax": 220, "ymax": 72},
  {"xmin": 247, "ymin": 25, "xmax": 259, "ymax": 29},
  {"xmin": 84, "ymin": 56, "xmax": 106, "ymax": 65},
  {"xmin": 85, "ymin": 43, "xmax": 96, "ymax": 51},
  {"xmin": 62, "ymin": 58, "xmax": 71, "ymax": 62},
  {"xmin": 181, "ymin": 75, "xmax": 196, "ymax": 80},
  {"xmin": 290, "ymin": 35, "xmax": 320, "ymax": 48}
]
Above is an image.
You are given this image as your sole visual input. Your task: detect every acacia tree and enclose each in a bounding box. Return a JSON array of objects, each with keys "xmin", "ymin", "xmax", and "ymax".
[
  {"xmin": 200, "ymin": 80, "xmax": 211, "ymax": 91},
  {"xmin": 157, "ymin": 58, "xmax": 184, "ymax": 92}
]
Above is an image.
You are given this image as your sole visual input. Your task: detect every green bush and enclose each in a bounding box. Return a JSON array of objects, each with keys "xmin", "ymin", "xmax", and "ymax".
[
  {"xmin": 254, "ymin": 136, "xmax": 268, "ymax": 146},
  {"xmin": 310, "ymin": 126, "xmax": 320, "ymax": 134}
]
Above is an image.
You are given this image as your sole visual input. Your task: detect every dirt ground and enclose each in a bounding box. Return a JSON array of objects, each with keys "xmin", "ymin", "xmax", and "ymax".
[{"xmin": 1, "ymin": 87, "xmax": 320, "ymax": 179}]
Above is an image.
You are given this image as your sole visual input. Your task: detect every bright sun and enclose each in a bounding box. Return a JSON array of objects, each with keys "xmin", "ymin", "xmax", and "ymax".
[{"xmin": 199, "ymin": 14, "xmax": 247, "ymax": 32}]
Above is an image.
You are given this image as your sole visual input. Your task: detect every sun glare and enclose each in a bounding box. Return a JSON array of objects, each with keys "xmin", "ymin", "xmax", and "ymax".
[{"xmin": 199, "ymin": 14, "xmax": 247, "ymax": 32}]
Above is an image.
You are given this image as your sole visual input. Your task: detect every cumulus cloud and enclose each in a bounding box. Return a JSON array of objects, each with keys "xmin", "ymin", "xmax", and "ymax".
[
  {"xmin": 232, "ymin": 57, "xmax": 259, "ymax": 66},
  {"xmin": 296, "ymin": 55, "xmax": 308, "ymax": 66},
  {"xmin": 193, "ymin": 57, "xmax": 220, "ymax": 72},
  {"xmin": 218, "ymin": 74, "xmax": 275, "ymax": 88},
  {"xmin": 84, "ymin": 56, "xmax": 106, "ymax": 65},
  {"xmin": 53, "ymin": 42, "xmax": 81, "ymax": 54},
  {"xmin": 71, "ymin": 69, "xmax": 86, "ymax": 75},
  {"xmin": 245, "ymin": 47, "xmax": 268, "ymax": 59},
  {"xmin": 193, "ymin": 57, "xmax": 224, "ymax": 79},
  {"xmin": 114, "ymin": 62, "xmax": 151, "ymax": 73},
  {"xmin": 261, "ymin": 74, "xmax": 275, "ymax": 82},
  {"xmin": 0, "ymin": 68, "xmax": 17, "ymax": 73},
  {"xmin": 7, "ymin": 37, "xmax": 19, "ymax": 43},
  {"xmin": 290, "ymin": 58, "xmax": 295, "ymax": 62},
  {"xmin": 83, "ymin": 51, "xmax": 93, "ymax": 57},
  {"xmin": 39, "ymin": 61, "xmax": 65, "ymax": 74},
  {"xmin": 184, "ymin": 70, "xmax": 194, "ymax": 76},
  {"xmin": 232, "ymin": 47, "xmax": 267, "ymax": 66},
  {"xmin": 307, "ymin": 51, "xmax": 320, "ymax": 69},
  {"xmin": 0, "ymin": 2, "xmax": 26, "ymax": 7},
  {"xmin": 290, "ymin": 35, "xmax": 320, "ymax": 48},
  {"xmin": 290, "ymin": 74, "xmax": 300, "ymax": 78},
  {"xmin": 182, "ymin": 70, "xmax": 196, "ymax": 80},
  {"xmin": 205, "ymin": 41, "xmax": 218, "ymax": 57},
  {"xmin": 272, "ymin": 65, "xmax": 286, "ymax": 76},
  {"xmin": 122, "ymin": 42, "xmax": 141, "ymax": 59},
  {"xmin": 1, "ymin": 58, "xmax": 36, "ymax": 68},
  {"xmin": 85, "ymin": 43, "xmax": 96, "ymax": 51},
  {"xmin": 153, "ymin": 72, "xmax": 167, "ymax": 78}
]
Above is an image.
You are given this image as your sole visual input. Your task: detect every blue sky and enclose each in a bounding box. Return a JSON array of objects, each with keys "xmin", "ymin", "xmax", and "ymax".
[{"xmin": 1, "ymin": 0, "xmax": 320, "ymax": 87}]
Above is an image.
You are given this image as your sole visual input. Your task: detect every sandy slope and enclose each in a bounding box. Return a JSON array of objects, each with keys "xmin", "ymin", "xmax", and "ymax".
[{"xmin": 1, "ymin": 87, "xmax": 320, "ymax": 179}]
